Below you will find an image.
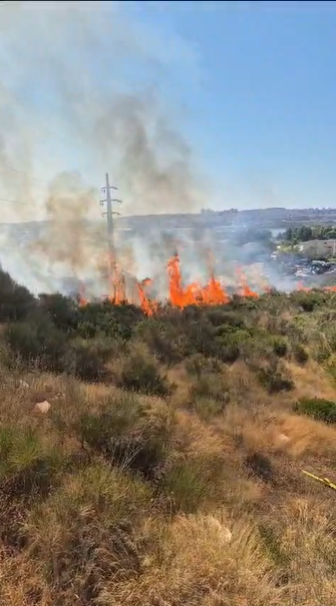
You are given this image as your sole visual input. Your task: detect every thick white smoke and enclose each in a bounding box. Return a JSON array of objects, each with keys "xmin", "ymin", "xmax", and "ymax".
[
  {"xmin": 0, "ymin": 2, "xmax": 306, "ymax": 299},
  {"xmin": 0, "ymin": 1, "xmax": 208, "ymax": 295}
]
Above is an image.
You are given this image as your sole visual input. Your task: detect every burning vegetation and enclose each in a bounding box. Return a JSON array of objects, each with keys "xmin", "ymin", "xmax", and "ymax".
[
  {"xmin": 78, "ymin": 252, "xmax": 261, "ymax": 314},
  {"xmin": 78, "ymin": 250, "xmax": 336, "ymax": 315}
]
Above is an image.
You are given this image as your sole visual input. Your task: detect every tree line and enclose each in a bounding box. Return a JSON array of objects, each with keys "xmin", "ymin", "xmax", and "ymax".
[{"xmin": 283, "ymin": 225, "xmax": 336, "ymax": 243}]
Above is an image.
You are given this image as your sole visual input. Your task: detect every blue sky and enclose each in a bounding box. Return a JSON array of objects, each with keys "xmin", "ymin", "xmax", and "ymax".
[
  {"xmin": 129, "ymin": 0, "xmax": 336, "ymax": 209},
  {"xmin": 1, "ymin": 0, "xmax": 336, "ymax": 217}
]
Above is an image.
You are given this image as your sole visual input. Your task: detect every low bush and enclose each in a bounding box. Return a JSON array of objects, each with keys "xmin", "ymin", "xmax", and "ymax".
[
  {"xmin": 187, "ymin": 370, "xmax": 230, "ymax": 420},
  {"xmin": 204, "ymin": 308, "xmax": 246, "ymax": 329},
  {"xmin": 75, "ymin": 393, "xmax": 142, "ymax": 450},
  {"xmin": 4, "ymin": 312, "xmax": 67, "ymax": 372},
  {"xmin": 115, "ymin": 350, "xmax": 173, "ymax": 397},
  {"xmin": 272, "ymin": 337, "xmax": 288, "ymax": 358},
  {"xmin": 39, "ymin": 293, "xmax": 79, "ymax": 333},
  {"xmin": 74, "ymin": 394, "xmax": 174, "ymax": 480},
  {"xmin": 292, "ymin": 291, "xmax": 327, "ymax": 313},
  {"xmin": 0, "ymin": 269, "xmax": 36, "ymax": 322},
  {"xmin": 245, "ymin": 452, "xmax": 274, "ymax": 483},
  {"xmin": 192, "ymin": 396, "xmax": 229, "ymax": 421},
  {"xmin": 162, "ymin": 456, "xmax": 224, "ymax": 513},
  {"xmin": 293, "ymin": 343, "xmax": 309, "ymax": 364},
  {"xmin": 0, "ymin": 425, "xmax": 64, "ymax": 548},
  {"xmin": 0, "ymin": 424, "xmax": 63, "ymax": 491},
  {"xmin": 185, "ymin": 354, "xmax": 222, "ymax": 377},
  {"xmin": 24, "ymin": 462, "xmax": 151, "ymax": 599},
  {"xmin": 257, "ymin": 360, "xmax": 294, "ymax": 393},
  {"xmin": 77, "ymin": 301, "xmax": 144, "ymax": 340},
  {"xmin": 259, "ymin": 524, "xmax": 290, "ymax": 568},
  {"xmin": 189, "ymin": 372, "xmax": 229, "ymax": 403},
  {"xmin": 186, "ymin": 321, "xmax": 244, "ymax": 363},
  {"xmin": 135, "ymin": 317, "xmax": 190, "ymax": 364},
  {"xmin": 294, "ymin": 397, "xmax": 336, "ymax": 424},
  {"xmin": 65, "ymin": 339, "xmax": 111, "ymax": 382}
]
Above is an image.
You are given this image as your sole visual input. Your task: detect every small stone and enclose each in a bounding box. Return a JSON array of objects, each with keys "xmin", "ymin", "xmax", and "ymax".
[
  {"xmin": 220, "ymin": 526, "xmax": 232, "ymax": 543},
  {"xmin": 278, "ymin": 433, "xmax": 290, "ymax": 443},
  {"xmin": 204, "ymin": 515, "xmax": 232, "ymax": 543},
  {"xmin": 34, "ymin": 400, "xmax": 51, "ymax": 414},
  {"xmin": 19, "ymin": 380, "xmax": 29, "ymax": 389}
]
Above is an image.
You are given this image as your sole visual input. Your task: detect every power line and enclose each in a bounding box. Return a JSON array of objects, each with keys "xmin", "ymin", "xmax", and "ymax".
[
  {"xmin": 0, "ymin": 159, "xmax": 47, "ymax": 184},
  {"xmin": 0, "ymin": 199, "xmax": 30, "ymax": 207},
  {"xmin": 0, "ymin": 133, "xmax": 48, "ymax": 183},
  {"xmin": 0, "ymin": 159, "xmax": 32, "ymax": 177}
]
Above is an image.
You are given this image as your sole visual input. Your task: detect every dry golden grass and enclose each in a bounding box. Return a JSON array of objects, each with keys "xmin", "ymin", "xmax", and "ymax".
[
  {"xmin": 288, "ymin": 359, "xmax": 336, "ymax": 400},
  {"xmin": 101, "ymin": 513, "xmax": 283, "ymax": 606},
  {"xmin": 0, "ymin": 351, "xmax": 336, "ymax": 605},
  {"xmin": 0, "ymin": 548, "xmax": 51, "ymax": 606}
]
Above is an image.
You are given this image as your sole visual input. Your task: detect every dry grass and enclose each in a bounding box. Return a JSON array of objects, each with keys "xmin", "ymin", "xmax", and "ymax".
[
  {"xmin": 0, "ymin": 349, "xmax": 336, "ymax": 604},
  {"xmin": 0, "ymin": 547, "xmax": 51, "ymax": 606},
  {"xmin": 288, "ymin": 359, "xmax": 336, "ymax": 400},
  {"xmin": 101, "ymin": 513, "xmax": 283, "ymax": 606}
]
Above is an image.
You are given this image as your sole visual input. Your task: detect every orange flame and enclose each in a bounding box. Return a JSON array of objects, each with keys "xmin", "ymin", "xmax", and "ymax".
[
  {"xmin": 78, "ymin": 252, "xmax": 336, "ymax": 314},
  {"xmin": 167, "ymin": 253, "xmax": 231, "ymax": 307},
  {"xmin": 78, "ymin": 284, "xmax": 88, "ymax": 307},
  {"xmin": 137, "ymin": 278, "xmax": 158, "ymax": 316},
  {"xmin": 235, "ymin": 267, "xmax": 258, "ymax": 298}
]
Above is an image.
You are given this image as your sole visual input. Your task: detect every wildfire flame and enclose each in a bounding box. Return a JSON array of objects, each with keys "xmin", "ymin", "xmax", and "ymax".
[{"xmin": 78, "ymin": 253, "xmax": 336, "ymax": 314}]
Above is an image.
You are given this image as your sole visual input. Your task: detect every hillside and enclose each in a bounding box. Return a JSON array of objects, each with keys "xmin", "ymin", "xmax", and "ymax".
[{"xmin": 0, "ymin": 270, "xmax": 336, "ymax": 605}]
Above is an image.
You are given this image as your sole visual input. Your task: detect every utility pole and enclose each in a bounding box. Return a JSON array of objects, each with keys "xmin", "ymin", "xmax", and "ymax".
[
  {"xmin": 100, "ymin": 173, "xmax": 122, "ymax": 297},
  {"xmin": 100, "ymin": 173, "xmax": 122, "ymax": 259}
]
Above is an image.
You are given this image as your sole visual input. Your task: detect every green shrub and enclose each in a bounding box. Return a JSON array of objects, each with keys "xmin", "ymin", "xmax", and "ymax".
[
  {"xmin": 77, "ymin": 301, "xmax": 143, "ymax": 340},
  {"xmin": 39, "ymin": 293, "xmax": 79, "ymax": 333},
  {"xmin": 187, "ymin": 321, "xmax": 240, "ymax": 363},
  {"xmin": 292, "ymin": 291, "xmax": 327, "ymax": 313},
  {"xmin": 136, "ymin": 308, "xmax": 245, "ymax": 365},
  {"xmin": 74, "ymin": 394, "xmax": 173, "ymax": 480},
  {"xmin": 215, "ymin": 330, "xmax": 249, "ymax": 363},
  {"xmin": 314, "ymin": 340, "xmax": 332, "ymax": 363},
  {"xmin": 259, "ymin": 524, "xmax": 290, "ymax": 568},
  {"xmin": 116, "ymin": 351, "xmax": 173, "ymax": 397},
  {"xmin": 0, "ymin": 269, "xmax": 36, "ymax": 321},
  {"xmin": 185, "ymin": 353, "xmax": 222, "ymax": 377},
  {"xmin": 272, "ymin": 337, "xmax": 288, "ymax": 358},
  {"xmin": 187, "ymin": 371, "xmax": 229, "ymax": 420},
  {"xmin": 135, "ymin": 317, "xmax": 190, "ymax": 364},
  {"xmin": 192, "ymin": 396, "xmax": 229, "ymax": 421},
  {"xmin": 24, "ymin": 462, "xmax": 152, "ymax": 597},
  {"xmin": 257, "ymin": 361, "xmax": 294, "ymax": 393},
  {"xmin": 294, "ymin": 397, "xmax": 336, "ymax": 424},
  {"xmin": 324, "ymin": 327, "xmax": 336, "ymax": 352},
  {"xmin": 245, "ymin": 452, "xmax": 273, "ymax": 483},
  {"xmin": 189, "ymin": 372, "xmax": 229, "ymax": 403},
  {"xmin": 162, "ymin": 461, "xmax": 209, "ymax": 513},
  {"xmin": 0, "ymin": 425, "xmax": 63, "ymax": 486},
  {"xmin": 65, "ymin": 339, "xmax": 111, "ymax": 382},
  {"xmin": 162, "ymin": 456, "xmax": 224, "ymax": 513},
  {"xmin": 0, "ymin": 425, "xmax": 64, "ymax": 548},
  {"xmin": 293, "ymin": 344, "xmax": 309, "ymax": 365},
  {"xmin": 4, "ymin": 312, "xmax": 67, "ymax": 372},
  {"xmin": 204, "ymin": 308, "xmax": 246, "ymax": 329}
]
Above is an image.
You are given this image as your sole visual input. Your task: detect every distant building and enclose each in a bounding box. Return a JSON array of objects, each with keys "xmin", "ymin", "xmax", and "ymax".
[{"xmin": 299, "ymin": 239, "xmax": 336, "ymax": 258}]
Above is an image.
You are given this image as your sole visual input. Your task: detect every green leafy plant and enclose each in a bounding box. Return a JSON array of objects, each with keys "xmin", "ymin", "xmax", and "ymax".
[{"xmin": 294, "ymin": 397, "xmax": 336, "ymax": 424}]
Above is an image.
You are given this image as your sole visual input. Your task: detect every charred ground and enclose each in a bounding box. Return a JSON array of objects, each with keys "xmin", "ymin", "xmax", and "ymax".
[{"xmin": 0, "ymin": 267, "xmax": 336, "ymax": 604}]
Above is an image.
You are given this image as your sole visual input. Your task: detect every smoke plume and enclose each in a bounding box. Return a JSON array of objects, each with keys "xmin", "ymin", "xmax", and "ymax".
[
  {"xmin": 0, "ymin": 1, "xmax": 206, "ymax": 293},
  {"xmin": 0, "ymin": 2, "xmax": 304, "ymax": 300}
]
